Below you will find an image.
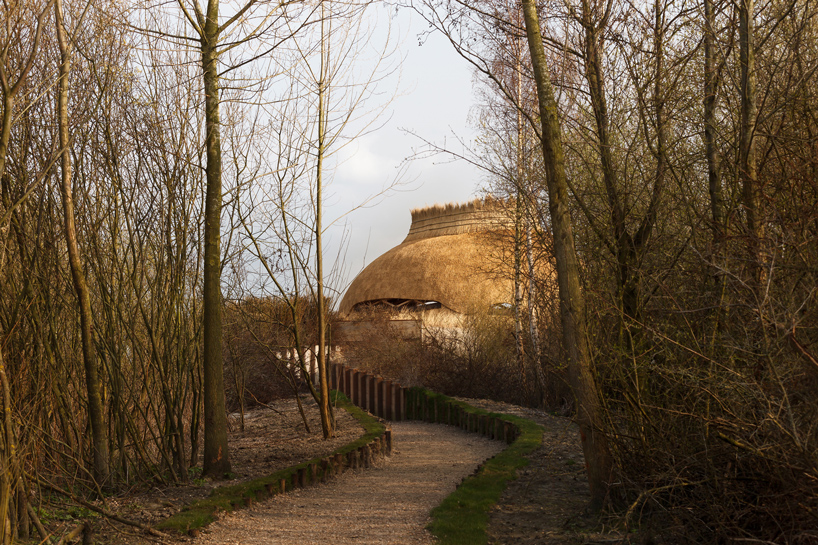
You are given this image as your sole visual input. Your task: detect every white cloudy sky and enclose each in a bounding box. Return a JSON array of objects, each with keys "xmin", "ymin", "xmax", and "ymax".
[{"xmin": 321, "ymin": 4, "xmax": 486, "ymax": 303}]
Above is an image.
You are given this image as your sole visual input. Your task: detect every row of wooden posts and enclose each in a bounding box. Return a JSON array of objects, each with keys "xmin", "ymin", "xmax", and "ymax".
[
  {"xmin": 330, "ymin": 363, "xmax": 520, "ymax": 445},
  {"xmin": 283, "ymin": 431, "xmax": 392, "ymax": 493},
  {"xmin": 330, "ymin": 363, "xmax": 406, "ymax": 420}
]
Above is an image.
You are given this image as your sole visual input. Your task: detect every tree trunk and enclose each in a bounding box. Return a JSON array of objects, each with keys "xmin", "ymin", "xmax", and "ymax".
[
  {"xmin": 580, "ymin": 2, "xmax": 644, "ymax": 329},
  {"xmin": 315, "ymin": 0, "xmax": 334, "ymax": 439},
  {"xmin": 200, "ymin": 1, "xmax": 231, "ymax": 477},
  {"xmin": 521, "ymin": 0, "xmax": 613, "ymax": 510},
  {"xmin": 513, "ymin": 47, "xmax": 530, "ymax": 399},
  {"xmin": 704, "ymin": 0, "xmax": 724, "ymax": 238},
  {"xmin": 55, "ymin": 0, "xmax": 110, "ymax": 487},
  {"xmin": 526, "ymin": 219, "xmax": 546, "ymax": 403},
  {"xmin": 513, "ymin": 185, "xmax": 526, "ymax": 391},
  {"xmin": 739, "ymin": 0, "xmax": 763, "ymax": 282}
]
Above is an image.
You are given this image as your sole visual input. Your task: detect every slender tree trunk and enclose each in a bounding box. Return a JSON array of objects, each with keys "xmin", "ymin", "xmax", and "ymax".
[
  {"xmin": 739, "ymin": 0, "xmax": 763, "ymax": 282},
  {"xmin": 526, "ymin": 219, "xmax": 546, "ymax": 402},
  {"xmin": 703, "ymin": 0, "xmax": 725, "ymax": 432},
  {"xmin": 315, "ymin": 0, "xmax": 334, "ymax": 439},
  {"xmin": 513, "ymin": 177, "xmax": 526, "ymax": 389},
  {"xmin": 704, "ymin": 0, "xmax": 723, "ymax": 238},
  {"xmin": 521, "ymin": 0, "xmax": 613, "ymax": 510},
  {"xmin": 512, "ymin": 45, "xmax": 530, "ymax": 397},
  {"xmin": 0, "ymin": 70, "xmax": 13, "ymax": 545},
  {"xmin": 650, "ymin": 0, "xmax": 667, "ymax": 248},
  {"xmin": 580, "ymin": 2, "xmax": 642, "ymax": 327},
  {"xmin": 0, "ymin": 351, "xmax": 15, "ymax": 544},
  {"xmin": 0, "ymin": 95, "xmax": 12, "ymax": 179},
  {"xmin": 200, "ymin": 1, "xmax": 231, "ymax": 476},
  {"xmin": 55, "ymin": 0, "xmax": 110, "ymax": 487}
]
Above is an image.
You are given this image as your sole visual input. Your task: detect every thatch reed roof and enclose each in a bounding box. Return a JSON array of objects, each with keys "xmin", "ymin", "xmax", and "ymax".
[
  {"xmin": 339, "ymin": 198, "xmax": 514, "ymax": 316},
  {"xmin": 403, "ymin": 196, "xmax": 508, "ymax": 243}
]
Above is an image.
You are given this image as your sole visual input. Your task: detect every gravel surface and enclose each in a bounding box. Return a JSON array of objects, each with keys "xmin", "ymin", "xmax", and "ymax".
[{"xmin": 193, "ymin": 421, "xmax": 504, "ymax": 545}]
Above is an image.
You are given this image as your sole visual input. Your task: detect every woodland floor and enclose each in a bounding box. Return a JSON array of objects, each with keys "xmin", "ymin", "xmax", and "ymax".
[
  {"xmin": 457, "ymin": 398, "xmax": 627, "ymax": 544},
  {"xmin": 44, "ymin": 396, "xmax": 626, "ymax": 544}
]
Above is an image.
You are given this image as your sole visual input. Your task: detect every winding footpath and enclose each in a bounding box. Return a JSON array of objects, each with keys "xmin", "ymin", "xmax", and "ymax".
[{"xmin": 194, "ymin": 421, "xmax": 504, "ymax": 545}]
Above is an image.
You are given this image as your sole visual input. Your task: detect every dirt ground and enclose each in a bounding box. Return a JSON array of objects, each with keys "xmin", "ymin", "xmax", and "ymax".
[
  {"xmin": 73, "ymin": 397, "xmax": 363, "ymax": 544},
  {"xmin": 456, "ymin": 398, "xmax": 626, "ymax": 544},
  {"xmin": 48, "ymin": 395, "xmax": 623, "ymax": 544},
  {"xmin": 193, "ymin": 421, "xmax": 503, "ymax": 545}
]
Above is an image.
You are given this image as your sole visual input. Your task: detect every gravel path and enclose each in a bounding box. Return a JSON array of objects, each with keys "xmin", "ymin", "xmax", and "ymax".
[{"xmin": 193, "ymin": 421, "xmax": 504, "ymax": 545}]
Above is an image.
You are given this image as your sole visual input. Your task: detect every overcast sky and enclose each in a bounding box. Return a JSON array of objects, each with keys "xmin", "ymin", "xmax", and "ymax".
[{"xmin": 322, "ymin": 5, "xmax": 485, "ymax": 304}]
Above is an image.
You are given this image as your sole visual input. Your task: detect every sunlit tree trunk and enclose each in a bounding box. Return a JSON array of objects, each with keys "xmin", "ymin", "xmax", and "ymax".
[
  {"xmin": 55, "ymin": 0, "xmax": 110, "ymax": 487},
  {"xmin": 200, "ymin": 0, "xmax": 231, "ymax": 476},
  {"xmin": 315, "ymin": 0, "xmax": 334, "ymax": 438},
  {"xmin": 521, "ymin": 0, "xmax": 613, "ymax": 510},
  {"xmin": 526, "ymin": 218, "xmax": 546, "ymax": 401}
]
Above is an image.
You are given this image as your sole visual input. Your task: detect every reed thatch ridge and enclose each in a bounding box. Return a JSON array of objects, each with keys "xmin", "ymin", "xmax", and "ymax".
[
  {"xmin": 403, "ymin": 197, "xmax": 510, "ymax": 244},
  {"xmin": 339, "ymin": 198, "xmax": 515, "ymax": 316}
]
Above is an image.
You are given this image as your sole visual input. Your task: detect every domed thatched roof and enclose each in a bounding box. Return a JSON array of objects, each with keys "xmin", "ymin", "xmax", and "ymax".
[{"xmin": 339, "ymin": 199, "xmax": 514, "ymax": 315}]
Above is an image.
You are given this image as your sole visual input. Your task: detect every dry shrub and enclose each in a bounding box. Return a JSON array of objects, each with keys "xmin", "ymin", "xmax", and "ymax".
[
  {"xmin": 588, "ymin": 235, "xmax": 818, "ymax": 543},
  {"xmin": 223, "ymin": 297, "xmax": 323, "ymax": 413},
  {"xmin": 337, "ymin": 306, "xmax": 557, "ymax": 407}
]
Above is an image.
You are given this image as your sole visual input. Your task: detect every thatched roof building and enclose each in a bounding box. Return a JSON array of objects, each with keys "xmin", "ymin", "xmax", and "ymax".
[{"xmin": 339, "ymin": 198, "xmax": 515, "ymax": 319}]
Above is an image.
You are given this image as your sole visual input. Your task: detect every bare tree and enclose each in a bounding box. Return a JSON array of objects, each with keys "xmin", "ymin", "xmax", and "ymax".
[
  {"xmin": 54, "ymin": 0, "xmax": 111, "ymax": 487},
  {"xmin": 135, "ymin": 0, "xmax": 305, "ymax": 476},
  {"xmin": 520, "ymin": 0, "xmax": 613, "ymax": 509}
]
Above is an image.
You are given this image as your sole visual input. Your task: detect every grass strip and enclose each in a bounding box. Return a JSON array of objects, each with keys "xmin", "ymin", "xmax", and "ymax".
[
  {"xmin": 408, "ymin": 388, "xmax": 544, "ymax": 545},
  {"xmin": 157, "ymin": 391, "xmax": 385, "ymax": 535}
]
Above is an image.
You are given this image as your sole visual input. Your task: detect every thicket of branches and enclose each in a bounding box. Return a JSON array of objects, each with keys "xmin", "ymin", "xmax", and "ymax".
[
  {"xmin": 0, "ymin": 0, "xmax": 390, "ymax": 539},
  {"xmin": 412, "ymin": 0, "xmax": 818, "ymax": 540}
]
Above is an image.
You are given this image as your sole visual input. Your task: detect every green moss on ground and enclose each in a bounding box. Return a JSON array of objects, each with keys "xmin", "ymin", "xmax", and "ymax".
[
  {"xmin": 408, "ymin": 389, "xmax": 543, "ymax": 545},
  {"xmin": 157, "ymin": 391, "xmax": 385, "ymax": 535}
]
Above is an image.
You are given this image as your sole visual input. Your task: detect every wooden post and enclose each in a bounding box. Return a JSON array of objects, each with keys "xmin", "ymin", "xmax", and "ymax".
[
  {"xmin": 406, "ymin": 389, "xmax": 413, "ymax": 420},
  {"xmin": 385, "ymin": 428, "xmax": 392, "ymax": 455},
  {"xmin": 420, "ymin": 393, "xmax": 427, "ymax": 421},
  {"xmin": 364, "ymin": 374, "xmax": 371, "ymax": 412},
  {"xmin": 358, "ymin": 371, "xmax": 365, "ymax": 409},
  {"xmin": 391, "ymin": 383, "xmax": 398, "ymax": 421},
  {"xmin": 345, "ymin": 367, "xmax": 353, "ymax": 399},
  {"xmin": 383, "ymin": 381, "xmax": 392, "ymax": 420},
  {"xmin": 397, "ymin": 387, "xmax": 405, "ymax": 421},
  {"xmin": 320, "ymin": 458, "xmax": 330, "ymax": 482},
  {"xmin": 375, "ymin": 377, "xmax": 384, "ymax": 418}
]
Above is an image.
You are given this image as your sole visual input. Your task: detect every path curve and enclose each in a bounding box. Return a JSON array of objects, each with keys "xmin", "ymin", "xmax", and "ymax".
[{"xmin": 194, "ymin": 421, "xmax": 504, "ymax": 545}]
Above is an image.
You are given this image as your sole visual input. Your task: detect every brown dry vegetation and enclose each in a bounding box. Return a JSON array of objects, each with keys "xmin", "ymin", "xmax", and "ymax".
[{"xmin": 2, "ymin": 0, "xmax": 818, "ymax": 541}]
